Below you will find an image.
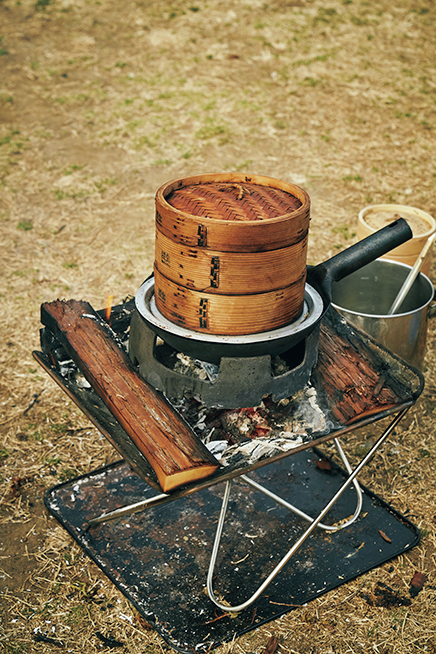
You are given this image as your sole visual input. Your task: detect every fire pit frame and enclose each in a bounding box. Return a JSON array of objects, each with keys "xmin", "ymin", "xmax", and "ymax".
[
  {"xmin": 206, "ymin": 408, "xmax": 408, "ymax": 612},
  {"xmin": 34, "ymin": 297, "xmax": 424, "ymax": 622}
]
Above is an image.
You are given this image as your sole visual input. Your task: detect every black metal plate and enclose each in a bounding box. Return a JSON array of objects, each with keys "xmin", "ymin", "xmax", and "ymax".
[{"xmin": 44, "ymin": 452, "xmax": 419, "ymax": 653}]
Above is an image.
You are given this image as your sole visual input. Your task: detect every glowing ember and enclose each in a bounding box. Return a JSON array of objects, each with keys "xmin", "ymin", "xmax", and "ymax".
[{"xmin": 105, "ymin": 294, "xmax": 114, "ymax": 322}]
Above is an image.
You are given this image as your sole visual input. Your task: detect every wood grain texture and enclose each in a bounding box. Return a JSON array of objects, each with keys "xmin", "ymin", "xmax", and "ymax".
[
  {"xmin": 40, "ymin": 300, "xmax": 220, "ymax": 492},
  {"xmin": 155, "ymin": 173, "xmax": 310, "ymax": 253},
  {"xmin": 155, "ymin": 228, "xmax": 308, "ymax": 294},
  {"xmin": 314, "ymin": 315, "xmax": 413, "ymax": 425},
  {"xmin": 33, "ymin": 349, "xmax": 162, "ymax": 490},
  {"xmin": 154, "ymin": 264, "xmax": 306, "ymax": 335}
]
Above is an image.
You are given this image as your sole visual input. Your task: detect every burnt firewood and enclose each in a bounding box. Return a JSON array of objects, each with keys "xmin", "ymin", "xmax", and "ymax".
[
  {"xmin": 313, "ymin": 311, "xmax": 416, "ymax": 424},
  {"xmin": 40, "ymin": 300, "xmax": 219, "ymax": 493}
]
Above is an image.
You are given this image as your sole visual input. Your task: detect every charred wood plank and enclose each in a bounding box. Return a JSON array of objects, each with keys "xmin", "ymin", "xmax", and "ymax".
[
  {"xmin": 40, "ymin": 300, "xmax": 219, "ymax": 493},
  {"xmin": 314, "ymin": 309, "xmax": 419, "ymax": 424},
  {"xmin": 33, "ymin": 350, "xmax": 161, "ymax": 490}
]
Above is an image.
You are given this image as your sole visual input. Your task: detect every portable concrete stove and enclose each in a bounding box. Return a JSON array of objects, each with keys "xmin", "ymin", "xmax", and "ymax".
[
  {"xmin": 128, "ymin": 276, "xmax": 323, "ymax": 409},
  {"xmin": 128, "ymin": 219, "xmax": 414, "ymax": 410}
]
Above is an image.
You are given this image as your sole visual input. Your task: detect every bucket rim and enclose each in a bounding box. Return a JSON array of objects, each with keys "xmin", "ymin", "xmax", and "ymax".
[
  {"xmin": 358, "ymin": 204, "xmax": 436, "ymax": 239},
  {"xmin": 331, "ymin": 258, "xmax": 435, "ymax": 319}
]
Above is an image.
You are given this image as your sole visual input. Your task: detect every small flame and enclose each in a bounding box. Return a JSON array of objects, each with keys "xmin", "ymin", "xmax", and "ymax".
[{"xmin": 105, "ymin": 294, "xmax": 114, "ymax": 322}]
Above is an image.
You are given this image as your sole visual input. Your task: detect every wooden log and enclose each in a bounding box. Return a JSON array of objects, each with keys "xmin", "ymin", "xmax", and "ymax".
[
  {"xmin": 33, "ymin": 348, "xmax": 161, "ymax": 490},
  {"xmin": 314, "ymin": 311, "xmax": 411, "ymax": 424},
  {"xmin": 40, "ymin": 300, "xmax": 220, "ymax": 492}
]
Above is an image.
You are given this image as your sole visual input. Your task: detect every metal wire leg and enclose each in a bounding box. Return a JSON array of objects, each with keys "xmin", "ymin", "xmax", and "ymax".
[
  {"xmin": 207, "ymin": 407, "xmax": 410, "ymax": 612},
  {"xmin": 87, "ymin": 438, "xmax": 362, "ymax": 529},
  {"xmin": 240, "ymin": 436, "xmax": 363, "ymax": 533}
]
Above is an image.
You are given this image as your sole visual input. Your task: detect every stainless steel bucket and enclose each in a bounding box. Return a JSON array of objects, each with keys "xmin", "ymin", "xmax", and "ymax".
[{"xmin": 331, "ymin": 259, "xmax": 436, "ymax": 370}]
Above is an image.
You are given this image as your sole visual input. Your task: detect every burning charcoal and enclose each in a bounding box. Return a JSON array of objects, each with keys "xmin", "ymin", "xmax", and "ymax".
[
  {"xmin": 219, "ymin": 405, "xmax": 270, "ymax": 442},
  {"xmin": 220, "ymin": 409, "xmax": 254, "ymax": 441},
  {"xmin": 251, "ymin": 426, "xmax": 271, "ymax": 438}
]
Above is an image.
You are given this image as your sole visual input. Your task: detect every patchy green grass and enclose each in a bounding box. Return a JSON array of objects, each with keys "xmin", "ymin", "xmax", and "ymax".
[{"xmin": 1, "ymin": 1, "xmax": 436, "ymax": 653}]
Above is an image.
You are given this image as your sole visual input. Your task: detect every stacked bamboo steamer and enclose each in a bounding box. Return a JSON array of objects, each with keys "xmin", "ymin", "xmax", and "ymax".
[{"xmin": 153, "ymin": 173, "xmax": 311, "ymax": 336}]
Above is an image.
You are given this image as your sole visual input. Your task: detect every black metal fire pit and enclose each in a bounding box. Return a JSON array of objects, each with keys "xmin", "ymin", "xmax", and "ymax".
[{"xmin": 34, "ymin": 294, "xmax": 424, "ymax": 652}]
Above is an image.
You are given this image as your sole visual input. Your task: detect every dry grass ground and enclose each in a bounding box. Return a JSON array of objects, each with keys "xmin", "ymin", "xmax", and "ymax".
[{"xmin": 1, "ymin": 0, "xmax": 436, "ymax": 652}]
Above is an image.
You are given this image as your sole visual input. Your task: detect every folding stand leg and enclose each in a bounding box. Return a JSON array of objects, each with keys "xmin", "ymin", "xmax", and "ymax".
[
  {"xmin": 207, "ymin": 407, "xmax": 410, "ymax": 612},
  {"xmin": 240, "ymin": 437, "xmax": 363, "ymax": 532},
  {"xmin": 86, "ymin": 437, "xmax": 361, "ymax": 528}
]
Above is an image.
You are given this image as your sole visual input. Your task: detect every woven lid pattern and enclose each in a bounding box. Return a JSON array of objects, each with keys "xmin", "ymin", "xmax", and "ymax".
[{"xmin": 166, "ymin": 182, "xmax": 302, "ymax": 222}]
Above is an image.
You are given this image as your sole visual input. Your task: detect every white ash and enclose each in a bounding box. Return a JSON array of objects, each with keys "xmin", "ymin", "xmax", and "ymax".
[
  {"xmin": 73, "ymin": 372, "xmax": 92, "ymax": 389},
  {"xmin": 203, "ymin": 427, "xmax": 216, "ymax": 443},
  {"xmin": 205, "ymin": 440, "xmax": 228, "ymax": 460},
  {"xmin": 220, "ymin": 434, "xmax": 304, "ymax": 466},
  {"xmin": 289, "ymin": 386, "xmax": 329, "ymax": 434},
  {"xmin": 173, "ymin": 352, "xmax": 219, "ymax": 381},
  {"xmin": 172, "ymin": 381, "xmax": 331, "ymax": 468},
  {"xmin": 193, "ymin": 406, "xmax": 208, "ymax": 431},
  {"xmin": 57, "ymin": 358, "xmax": 75, "ymax": 377},
  {"xmin": 217, "ymin": 385, "xmax": 329, "ymax": 466}
]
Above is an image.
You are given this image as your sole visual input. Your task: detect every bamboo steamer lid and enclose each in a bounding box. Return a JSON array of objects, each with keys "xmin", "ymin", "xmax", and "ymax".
[
  {"xmin": 154, "ymin": 265, "xmax": 306, "ymax": 336},
  {"xmin": 154, "ymin": 173, "xmax": 310, "ymax": 335},
  {"xmin": 155, "ymin": 173, "xmax": 310, "ymax": 252}
]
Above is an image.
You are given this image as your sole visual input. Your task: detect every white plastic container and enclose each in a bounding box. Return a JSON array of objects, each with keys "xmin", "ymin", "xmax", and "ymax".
[{"xmin": 357, "ymin": 204, "xmax": 435, "ymax": 276}]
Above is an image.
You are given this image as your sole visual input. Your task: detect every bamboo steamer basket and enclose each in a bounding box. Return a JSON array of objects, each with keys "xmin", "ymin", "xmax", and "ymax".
[
  {"xmin": 155, "ymin": 228, "xmax": 309, "ymax": 294},
  {"xmin": 155, "ymin": 173, "xmax": 310, "ymax": 252},
  {"xmin": 357, "ymin": 204, "xmax": 435, "ymax": 276},
  {"xmin": 153, "ymin": 265, "xmax": 306, "ymax": 336},
  {"xmin": 153, "ymin": 173, "xmax": 311, "ymax": 335}
]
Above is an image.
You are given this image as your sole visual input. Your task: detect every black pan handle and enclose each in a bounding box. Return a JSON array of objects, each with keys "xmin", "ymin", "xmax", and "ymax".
[{"xmin": 308, "ymin": 218, "xmax": 412, "ymax": 302}]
